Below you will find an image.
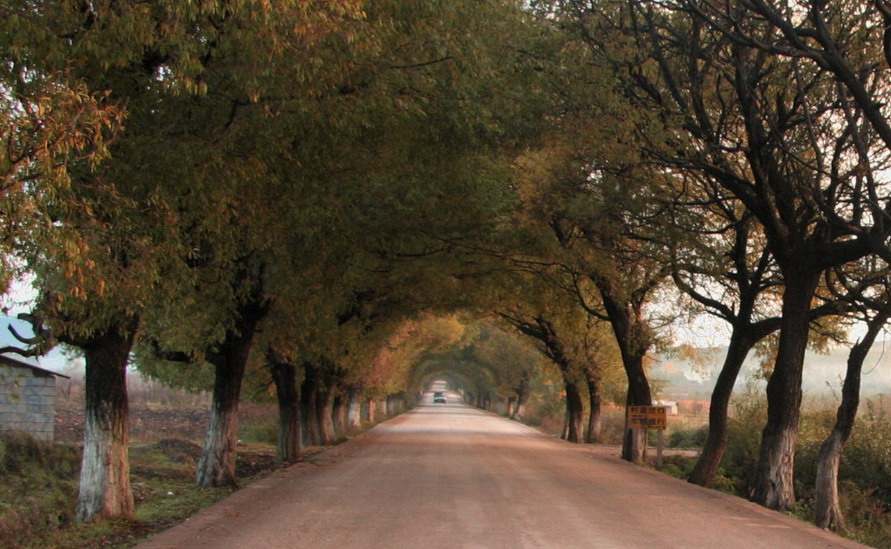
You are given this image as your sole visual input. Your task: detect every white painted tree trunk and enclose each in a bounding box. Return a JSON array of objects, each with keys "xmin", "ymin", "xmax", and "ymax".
[
  {"xmin": 347, "ymin": 388, "xmax": 362, "ymax": 431},
  {"xmin": 75, "ymin": 321, "xmax": 137, "ymax": 523},
  {"xmin": 77, "ymin": 402, "xmax": 133, "ymax": 522}
]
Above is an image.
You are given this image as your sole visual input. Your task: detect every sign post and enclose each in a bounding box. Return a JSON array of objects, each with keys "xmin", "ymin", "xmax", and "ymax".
[{"xmin": 627, "ymin": 405, "xmax": 667, "ymax": 468}]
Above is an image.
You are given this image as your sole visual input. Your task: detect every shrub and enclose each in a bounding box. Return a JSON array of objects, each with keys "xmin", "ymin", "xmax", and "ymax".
[
  {"xmin": 660, "ymin": 455, "xmax": 697, "ymax": 479},
  {"xmin": 838, "ymin": 480, "xmax": 891, "ymax": 547},
  {"xmin": 715, "ymin": 394, "xmax": 891, "ymax": 545},
  {"xmin": 840, "ymin": 400, "xmax": 891, "ymax": 506},
  {"xmin": 667, "ymin": 424, "xmax": 708, "ymax": 449},
  {"xmin": 716, "ymin": 392, "xmax": 766, "ymax": 497}
]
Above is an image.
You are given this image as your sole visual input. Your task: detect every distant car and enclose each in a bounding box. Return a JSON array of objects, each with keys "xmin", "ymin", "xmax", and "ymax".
[{"xmin": 433, "ymin": 391, "xmax": 447, "ymax": 404}]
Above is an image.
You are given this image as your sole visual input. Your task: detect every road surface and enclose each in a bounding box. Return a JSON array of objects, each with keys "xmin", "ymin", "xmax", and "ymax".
[{"xmin": 136, "ymin": 397, "xmax": 869, "ymax": 549}]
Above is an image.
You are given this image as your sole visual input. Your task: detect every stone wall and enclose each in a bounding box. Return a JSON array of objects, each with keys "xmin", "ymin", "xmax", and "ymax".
[{"xmin": 0, "ymin": 365, "xmax": 56, "ymax": 442}]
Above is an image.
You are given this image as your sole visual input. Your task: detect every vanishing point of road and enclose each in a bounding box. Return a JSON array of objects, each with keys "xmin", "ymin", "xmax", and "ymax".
[{"xmin": 136, "ymin": 397, "xmax": 868, "ymax": 549}]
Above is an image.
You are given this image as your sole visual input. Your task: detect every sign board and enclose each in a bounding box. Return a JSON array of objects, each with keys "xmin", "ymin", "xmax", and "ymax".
[{"xmin": 627, "ymin": 405, "xmax": 667, "ymax": 430}]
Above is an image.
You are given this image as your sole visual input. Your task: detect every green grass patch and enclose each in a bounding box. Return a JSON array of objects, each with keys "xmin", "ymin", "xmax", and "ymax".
[
  {"xmin": 0, "ymin": 433, "xmax": 278, "ymax": 549},
  {"xmin": 0, "ymin": 432, "xmax": 80, "ymax": 548},
  {"xmin": 134, "ymin": 482, "xmax": 225, "ymax": 524},
  {"xmin": 238, "ymin": 416, "xmax": 278, "ymax": 445}
]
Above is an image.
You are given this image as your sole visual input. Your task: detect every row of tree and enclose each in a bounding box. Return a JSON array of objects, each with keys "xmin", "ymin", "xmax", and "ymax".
[
  {"xmin": 507, "ymin": 0, "xmax": 891, "ymax": 533},
  {"xmin": 6, "ymin": 0, "xmax": 891, "ymax": 537},
  {"xmin": 1, "ymin": 0, "xmax": 552, "ymax": 523}
]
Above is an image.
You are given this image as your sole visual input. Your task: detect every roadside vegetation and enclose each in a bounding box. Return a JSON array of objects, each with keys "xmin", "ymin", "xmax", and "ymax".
[
  {"xmin": 652, "ymin": 393, "xmax": 891, "ymax": 548},
  {"xmin": 0, "ymin": 377, "xmax": 386, "ymax": 549},
  {"xmin": 0, "ymin": 431, "xmax": 285, "ymax": 549}
]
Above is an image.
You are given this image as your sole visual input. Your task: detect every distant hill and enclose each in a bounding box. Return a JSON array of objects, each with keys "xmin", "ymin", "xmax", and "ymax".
[{"xmin": 650, "ymin": 342, "xmax": 891, "ymax": 400}]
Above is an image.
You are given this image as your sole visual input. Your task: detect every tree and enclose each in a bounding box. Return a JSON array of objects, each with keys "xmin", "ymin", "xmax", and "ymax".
[
  {"xmin": 267, "ymin": 351, "xmax": 302, "ymax": 464},
  {"xmin": 668, "ymin": 188, "xmax": 785, "ymax": 486},
  {"xmin": 6, "ymin": 0, "xmax": 548, "ymax": 514},
  {"xmin": 570, "ymin": 0, "xmax": 884, "ymax": 509},
  {"xmin": 513, "ymin": 136, "xmax": 670, "ymax": 460},
  {"xmin": 0, "ymin": 1, "xmax": 124, "ymax": 291},
  {"xmin": 811, "ymin": 261, "xmax": 891, "ymax": 530},
  {"xmin": 3, "ymin": 0, "xmax": 378, "ymax": 517},
  {"xmin": 499, "ymin": 302, "xmax": 603, "ymax": 443},
  {"xmin": 468, "ymin": 321, "xmax": 549, "ymax": 420},
  {"xmin": 504, "ymin": 10, "xmax": 686, "ymax": 460}
]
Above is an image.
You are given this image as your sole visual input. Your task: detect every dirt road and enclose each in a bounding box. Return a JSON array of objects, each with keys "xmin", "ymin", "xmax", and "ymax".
[{"xmin": 135, "ymin": 400, "xmax": 869, "ymax": 549}]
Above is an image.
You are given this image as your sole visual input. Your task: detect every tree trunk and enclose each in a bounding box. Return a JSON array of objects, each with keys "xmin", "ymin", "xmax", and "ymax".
[
  {"xmin": 584, "ymin": 366, "xmax": 603, "ymax": 444},
  {"xmin": 332, "ymin": 393, "xmax": 346, "ymax": 437},
  {"xmin": 623, "ymin": 413, "xmax": 648, "ymax": 463},
  {"xmin": 316, "ymin": 383, "xmax": 335, "ymax": 445},
  {"xmin": 512, "ymin": 377, "xmax": 530, "ymax": 421},
  {"xmin": 689, "ymin": 330, "xmax": 755, "ymax": 486},
  {"xmin": 394, "ymin": 394, "xmax": 405, "ymax": 414},
  {"xmin": 816, "ymin": 430, "xmax": 845, "ymax": 531},
  {"xmin": 300, "ymin": 364, "xmax": 320, "ymax": 447},
  {"xmin": 597, "ymin": 291, "xmax": 652, "ymax": 462},
  {"xmin": 621, "ymin": 353, "xmax": 651, "ymax": 463},
  {"xmin": 270, "ymin": 362, "xmax": 300, "ymax": 464},
  {"xmin": 515, "ymin": 398, "xmax": 528, "ymax": 421},
  {"xmin": 524, "ymin": 317, "xmax": 587, "ymax": 443},
  {"xmin": 815, "ymin": 308, "xmax": 888, "ymax": 530},
  {"xmin": 364, "ymin": 399, "xmax": 376, "ymax": 424},
  {"xmin": 347, "ymin": 385, "xmax": 362, "ymax": 431},
  {"xmin": 564, "ymin": 377, "xmax": 584, "ymax": 443},
  {"xmin": 196, "ymin": 350, "xmax": 247, "ymax": 487},
  {"xmin": 196, "ymin": 302, "xmax": 263, "ymax": 487},
  {"xmin": 751, "ymin": 272, "xmax": 820, "ymax": 510},
  {"xmin": 76, "ymin": 318, "xmax": 138, "ymax": 523}
]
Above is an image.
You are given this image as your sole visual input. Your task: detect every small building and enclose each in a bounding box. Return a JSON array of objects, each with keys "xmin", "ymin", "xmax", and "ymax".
[
  {"xmin": 0, "ymin": 316, "xmax": 68, "ymax": 442},
  {"xmin": 0, "ymin": 354, "xmax": 68, "ymax": 442},
  {"xmin": 655, "ymin": 400, "xmax": 679, "ymax": 415}
]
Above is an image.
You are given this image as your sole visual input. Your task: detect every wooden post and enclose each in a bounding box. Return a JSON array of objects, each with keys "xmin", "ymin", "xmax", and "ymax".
[
  {"xmin": 656, "ymin": 429, "xmax": 664, "ymax": 469},
  {"xmin": 628, "ymin": 405, "xmax": 667, "ymax": 468}
]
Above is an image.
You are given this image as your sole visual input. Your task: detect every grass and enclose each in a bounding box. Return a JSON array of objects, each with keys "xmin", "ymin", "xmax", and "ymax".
[
  {"xmin": 0, "ymin": 431, "xmax": 280, "ymax": 549},
  {"xmin": 0, "ymin": 432, "xmax": 81, "ymax": 548}
]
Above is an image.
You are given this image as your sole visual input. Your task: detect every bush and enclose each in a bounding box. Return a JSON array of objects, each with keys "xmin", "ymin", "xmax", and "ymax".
[
  {"xmin": 840, "ymin": 400, "xmax": 891, "ymax": 506},
  {"xmin": 714, "ymin": 394, "xmax": 891, "ymax": 546},
  {"xmin": 716, "ymin": 392, "xmax": 766, "ymax": 496},
  {"xmin": 660, "ymin": 455, "xmax": 697, "ymax": 479},
  {"xmin": 523, "ymin": 386, "xmax": 567, "ymax": 434},
  {"xmin": 837, "ymin": 480, "xmax": 891, "ymax": 547},
  {"xmin": 598, "ymin": 407, "xmax": 626, "ymax": 445},
  {"xmin": 667, "ymin": 424, "xmax": 708, "ymax": 449}
]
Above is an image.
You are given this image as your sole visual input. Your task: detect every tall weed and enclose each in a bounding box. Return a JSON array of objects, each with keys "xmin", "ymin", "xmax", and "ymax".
[
  {"xmin": 718, "ymin": 390, "xmax": 766, "ymax": 496},
  {"xmin": 715, "ymin": 394, "xmax": 891, "ymax": 546},
  {"xmin": 0, "ymin": 432, "xmax": 80, "ymax": 548}
]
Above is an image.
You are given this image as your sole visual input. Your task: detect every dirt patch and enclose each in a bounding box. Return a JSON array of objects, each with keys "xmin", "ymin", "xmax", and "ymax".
[{"xmin": 235, "ymin": 445, "xmax": 280, "ymax": 478}]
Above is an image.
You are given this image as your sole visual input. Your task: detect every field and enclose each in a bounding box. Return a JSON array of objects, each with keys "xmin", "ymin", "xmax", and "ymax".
[{"xmin": 0, "ymin": 377, "xmax": 291, "ymax": 549}]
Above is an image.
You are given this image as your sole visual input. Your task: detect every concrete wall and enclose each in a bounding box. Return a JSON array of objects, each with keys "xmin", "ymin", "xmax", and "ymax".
[{"xmin": 0, "ymin": 365, "xmax": 56, "ymax": 442}]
